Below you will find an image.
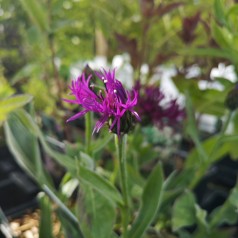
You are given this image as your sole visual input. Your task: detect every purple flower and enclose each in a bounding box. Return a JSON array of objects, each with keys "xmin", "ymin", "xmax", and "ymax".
[
  {"xmin": 135, "ymin": 81, "xmax": 185, "ymax": 129},
  {"xmin": 64, "ymin": 69, "xmax": 140, "ymax": 136}
]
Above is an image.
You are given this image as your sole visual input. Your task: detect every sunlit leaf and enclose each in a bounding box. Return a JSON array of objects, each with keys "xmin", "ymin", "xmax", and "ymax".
[{"xmin": 0, "ymin": 95, "xmax": 32, "ymax": 122}]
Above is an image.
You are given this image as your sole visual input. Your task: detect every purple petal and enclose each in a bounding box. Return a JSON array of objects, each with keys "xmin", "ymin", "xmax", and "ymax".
[
  {"xmin": 93, "ymin": 115, "xmax": 109, "ymax": 134},
  {"xmin": 67, "ymin": 110, "xmax": 88, "ymax": 122},
  {"xmin": 62, "ymin": 98, "xmax": 79, "ymax": 104}
]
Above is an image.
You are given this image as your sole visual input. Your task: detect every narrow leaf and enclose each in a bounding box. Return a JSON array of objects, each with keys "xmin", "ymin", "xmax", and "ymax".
[
  {"xmin": 127, "ymin": 163, "xmax": 163, "ymax": 238},
  {"xmin": 43, "ymin": 185, "xmax": 85, "ymax": 238},
  {"xmin": 78, "ymin": 166, "xmax": 123, "ymax": 206},
  {"xmin": 214, "ymin": 0, "xmax": 227, "ymax": 26},
  {"xmin": 19, "ymin": 0, "xmax": 49, "ymax": 32},
  {"xmin": 38, "ymin": 193, "xmax": 54, "ymax": 238}
]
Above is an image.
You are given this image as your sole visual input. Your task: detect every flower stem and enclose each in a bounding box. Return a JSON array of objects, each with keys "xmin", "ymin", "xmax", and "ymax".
[
  {"xmin": 189, "ymin": 110, "xmax": 233, "ymax": 189},
  {"xmin": 115, "ymin": 134, "xmax": 130, "ymax": 237},
  {"xmin": 85, "ymin": 112, "xmax": 93, "ymax": 155}
]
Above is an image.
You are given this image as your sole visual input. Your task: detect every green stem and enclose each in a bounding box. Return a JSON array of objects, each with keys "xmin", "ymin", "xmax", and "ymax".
[
  {"xmin": 189, "ymin": 110, "xmax": 233, "ymax": 189},
  {"xmin": 115, "ymin": 135, "xmax": 130, "ymax": 237},
  {"xmin": 85, "ymin": 112, "xmax": 93, "ymax": 155}
]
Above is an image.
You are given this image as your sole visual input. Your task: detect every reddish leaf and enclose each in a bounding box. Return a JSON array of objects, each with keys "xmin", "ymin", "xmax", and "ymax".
[
  {"xmin": 153, "ymin": 2, "xmax": 183, "ymax": 17},
  {"xmin": 114, "ymin": 33, "xmax": 141, "ymax": 69},
  {"xmin": 151, "ymin": 53, "xmax": 176, "ymax": 68},
  {"xmin": 140, "ymin": 0, "xmax": 155, "ymax": 18},
  {"xmin": 179, "ymin": 12, "xmax": 201, "ymax": 44}
]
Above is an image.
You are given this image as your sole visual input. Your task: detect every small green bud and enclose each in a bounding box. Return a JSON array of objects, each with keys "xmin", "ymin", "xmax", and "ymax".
[
  {"xmin": 109, "ymin": 111, "xmax": 136, "ymax": 135},
  {"xmin": 225, "ymin": 87, "xmax": 238, "ymax": 111}
]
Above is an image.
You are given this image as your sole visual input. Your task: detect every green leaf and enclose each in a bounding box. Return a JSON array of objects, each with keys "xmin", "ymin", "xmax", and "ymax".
[
  {"xmin": 4, "ymin": 110, "xmax": 51, "ymax": 187},
  {"xmin": 228, "ymin": 184, "xmax": 238, "ymax": 208},
  {"xmin": 43, "ymin": 185, "xmax": 85, "ymax": 238},
  {"xmin": 0, "ymin": 75, "xmax": 15, "ymax": 99},
  {"xmin": 209, "ymin": 183, "xmax": 238, "ymax": 228},
  {"xmin": 57, "ymin": 210, "xmax": 85, "ymax": 238},
  {"xmin": 127, "ymin": 163, "xmax": 163, "ymax": 238},
  {"xmin": 38, "ymin": 193, "xmax": 54, "ymax": 238},
  {"xmin": 19, "ymin": 0, "xmax": 49, "ymax": 32},
  {"xmin": 212, "ymin": 21, "xmax": 232, "ymax": 48},
  {"xmin": 195, "ymin": 204, "xmax": 208, "ymax": 229},
  {"xmin": 11, "ymin": 63, "xmax": 39, "ymax": 85},
  {"xmin": 5, "ymin": 109, "xmax": 77, "ymax": 176},
  {"xmin": 179, "ymin": 47, "xmax": 230, "ymax": 58},
  {"xmin": 214, "ymin": 0, "xmax": 227, "ymax": 26},
  {"xmin": 77, "ymin": 184, "xmax": 116, "ymax": 238},
  {"xmin": 172, "ymin": 190, "xmax": 196, "ymax": 231},
  {"xmin": 78, "ymin": 166, "xmax": 123, "ymax": 206},
  {"xmin": 91, "ymin": 134, "xmax": 113, "ymax": 154},
  {"xmin": 0, "ymin": 95, "xmax": 32, "ymax": 122}
]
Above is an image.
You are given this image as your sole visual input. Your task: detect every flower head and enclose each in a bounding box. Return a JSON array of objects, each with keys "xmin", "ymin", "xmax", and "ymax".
[
  {"xmin": 135, "ymin": 81, "xmax": 185, "ymax": 129},
  {"xmin": 64, "ymin": 68, "xmax": 140, "ymax": 136}
]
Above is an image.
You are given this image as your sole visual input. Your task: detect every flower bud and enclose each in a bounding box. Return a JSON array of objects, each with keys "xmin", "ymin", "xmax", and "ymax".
[
  {"xmin": 225, "ymin": 87, "xmax": 238, "ymax": 111},
  {"xmin": 109, "ymin": 111, "xmax": 136, "ymax": 135}
]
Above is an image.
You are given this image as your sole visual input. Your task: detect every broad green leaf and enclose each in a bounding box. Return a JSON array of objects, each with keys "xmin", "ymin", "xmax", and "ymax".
[
  {"xmin": 78, "ymin": 166, "xmax": 123, "ymax": 206},
  {"xmin": 127, "ymin": 163, "xmax": 163, "ymax": 238},
  {"xmin": 172, "ymin": 190, "xmax": 196, "ymax": 231},
  {"xmin": 209, "ymin": 183, "xmax": 238, "ymax": 228},
  {"xmin": 209, "ymin": 202, "xmax": 237, "ymax": 228},
  {"xmin": 164, "ymin": 169, "xmax": 196, "ymax": 191},
  {"xmin": 228, "ymin": 184, "xmax": 238, "ymax": 208},
  {"xmin": 19, "ymin": 0, "xmax": 49, "ymax": 32},
  {"xmin": 38, "ymin": 193, "xmax": 54, "ymax": 238},
  {"xmin": 9, "ymin": 109, "xmax": 78, "ymax": 173},
  {"xmin": 78, "ymin": 184, "xmax": 116, "ymax": 238},
  {"xmin": 4, "ymin": 111, "xmax": 52, "ymax": 187},
  {"xmin": 0, "ymin": 95, "xmax": 32, "ymax": 122},
  {"xmin": 195, "ymin": 204, "xmax": 208, "ymax": 229},
  {"xmin": 212, "ymin": 22, "xmax": 232, "ymax": 49}
]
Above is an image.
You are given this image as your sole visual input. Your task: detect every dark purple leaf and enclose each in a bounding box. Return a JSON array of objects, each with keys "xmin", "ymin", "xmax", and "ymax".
[
  {"xmin": 140, "ymin": 0, "xmax": 155, "ymax": 18},
  {"xmin": 179, "ymin": 12, "xmax": 201, "ymax": 44},
  {"xmin": 114, "ymin": 33, "xmax": 141, "ymax": 69},
  {"xmin": 153, "ymin": 2, "xmax": 184, "ymax": 17}
]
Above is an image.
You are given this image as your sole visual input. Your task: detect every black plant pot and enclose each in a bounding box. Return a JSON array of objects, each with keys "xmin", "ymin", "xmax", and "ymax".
[
  {"xmin": 0, "ymin": 146, "xmax": 39, "ymax": 218},
  {"xmin": 194, "ymin": 155, "xmax": 238, "ymax": 213}
]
